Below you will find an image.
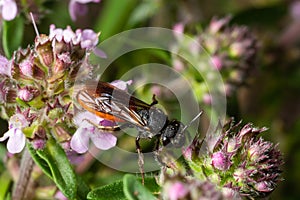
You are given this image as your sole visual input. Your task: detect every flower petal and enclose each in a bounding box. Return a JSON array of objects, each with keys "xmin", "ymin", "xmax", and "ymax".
[
  {"xmin": 68, "ymin": 1, "xmax": 88, "ymax": 21},
  {"xmin": 93, "ymin": 48, "xmax": 107, "ymax": 58},
  {"xmin": 0, "ymin": 128, "xmax": 14, "ymax": 142},
  {"xmin": 90, "ymin": 131, "xmax": 117, "ymax": 150},
  {"xmin": 167, "ymin": 182, "xmax": 188, "ymax": 200},
  {"xmin": 63, "ymin": 26, "xmax": 76, "ymax": 43},
  {"xmin": 49, "ymin": 24, "xmax": 63, "ymax": 41},
  {"xmin": 7, "ymin": 129, "xmax": 25, "ymax": 154},
  {"xmin": 0, "ymin": 55, "xmax": 10, "ymax": 77},
  {"xmin": 110, "ymin": 80, "xmax": 132, "ymax": 91},
  {"xmin": 80, "ymin": 29, "xmax": 99, "ymax": 49},
  {"xmin": 70, "ymin": 127, "xmax": 90, "ymax": 153},
  {"xmin": 2, "ymin": 0, "xmax": 17, "ymax": 21},
  {"xmin": 73, "ymin": 111, "xmax": 103, "ymax": 128}
]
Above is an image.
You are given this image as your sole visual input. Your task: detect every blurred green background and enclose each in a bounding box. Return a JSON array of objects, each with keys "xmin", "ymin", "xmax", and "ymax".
[{"xmin": 0, "ymin": 0, "xmax": 299, "ymax": 199}]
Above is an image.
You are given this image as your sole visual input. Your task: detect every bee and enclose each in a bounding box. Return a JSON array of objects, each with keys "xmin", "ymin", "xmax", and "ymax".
[{"xmin": 76, "ymin": 81, "xmax": 201, "ymax": 182}]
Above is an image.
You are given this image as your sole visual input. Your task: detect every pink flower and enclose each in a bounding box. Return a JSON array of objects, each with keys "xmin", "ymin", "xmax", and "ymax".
[
  {"xmin": 49, "ymin": 25, "xmax": 99, "ymax": 49},
  {"xmin": 211, "ymin": 151, "xmax": 232, "ymax": 171},
  {"xmin": 49, "ymin": 25, "xmax": 76, "ymax": 43},
  {"xmin": 211, "ymin": 55, "xmax": 223, "ymax": 70},
  {"xmin": 0, "ymin": 55, "xmax": 11, "ymax": 77},
  {"xmin": 167, "ymin": 181, "xmax": 188, "ymax": 200},
  {"xmin": 69, "ymin": 0, "xmax": 100, "ymax": 21},
  {"xmin": 70, "ymin": 111, "xmax": 117, "ymax": 153},
  {"xmin": 0, "ymin": 0, "xmax": 17, "ymax": 21},
  {"xmin": 290, "ymin": 1, "xmax": 300, "ymax": 20},
  {"xmin": 54, "ymin": 190, "xmax": 68, "ymax": 200},
  {"xmin": 0, "ymin": 114, "xmax": 28, "ymax": 154},
  {"xmin": 79, "ymin": 29, "xmax": 99, "ymax": 49},
  {"xmin": 173, "ymin": 23, "xmax": 184, "ymax": 34},
  {"xmin": 110, "ymin": 80, "xmax": 132, "ymax": 91}
]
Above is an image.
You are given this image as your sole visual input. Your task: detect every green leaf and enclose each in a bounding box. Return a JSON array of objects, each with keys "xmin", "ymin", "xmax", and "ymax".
[
  {"xmin": 0, "ymin": 171, "xmax": 11, "ymax": 200},
  {"xmin": 2, "ymin": 16, "xmax": 24, "ymax": 58},
  {"xmin": 87, "ymin": 179, "xmax": 126, "ymax": 200},
  {"xmin": 87, "ymin": 175, "xmax": 160, "ymax": 200},
  {"xmin": 77, "ymin": 176, "xmax": 90, "ymax": 200},
  {"xmin": 28, "ymin": 137, "xmax": 77, "ymax": 199},
  {"xmin": 127, "ymin": 0, "xmax": 160, "ymax": 27},
  {"xmin": 232, "ymin": 3, "xmax": 287, "ymax": 28},
  {"xmin": 123, "ymin": 174, "xmax": 157, "ymax": 200},
  {"xmin": 94, "ymin": 0, "xmax": 138, "ymax": 40}
]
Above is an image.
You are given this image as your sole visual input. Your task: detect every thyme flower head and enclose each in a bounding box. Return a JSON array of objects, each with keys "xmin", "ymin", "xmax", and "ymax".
[
  {"xmin": 0, "ymin": 25, "xmax": 115, "ymax": 155},
  {"xmin": 184, "ymin": 120, "xmax": 283, "ymax": 198}
]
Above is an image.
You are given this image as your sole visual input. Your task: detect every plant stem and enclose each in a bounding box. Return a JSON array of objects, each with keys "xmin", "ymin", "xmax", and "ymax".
[{"xmin": 12, "ymin": 148, "xmax": 35, "ymax": 200}]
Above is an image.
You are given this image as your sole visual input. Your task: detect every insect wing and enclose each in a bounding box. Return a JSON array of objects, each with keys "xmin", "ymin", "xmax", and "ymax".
[{"xmin": 76, "ymin": 81, "xmax": 151, "ymax": 127}]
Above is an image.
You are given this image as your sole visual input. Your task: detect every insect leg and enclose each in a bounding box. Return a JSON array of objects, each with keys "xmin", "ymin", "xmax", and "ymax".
[
  {"xmin": 153, "ymin": 135, "xmax": 165, "ymax": 167},
  {"xmin": 83, "ymin": 118, "xmax": 121, "ymax": 131},
  {"xmin": 150, "ymin": 94, "xmax": 158, "ymax": 106},
  {"xmin": 135, "ymin": 135, "xmax": 145, "ymax": 185}
]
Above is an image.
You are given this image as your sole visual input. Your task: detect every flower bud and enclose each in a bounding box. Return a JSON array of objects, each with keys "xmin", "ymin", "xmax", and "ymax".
[
  {"xmin": 211, "ymin": 151, "xmax": 231, "ymax": 171},
  {"xmin": 31, "ymin": 138, "xmax": 46, "ymax": 150},
  {"xmin": 18, "ymin": 86, "xmax": 39, "ymax": 102},
  {"xmin": 36, "ymin": 36, "xmax": 54, "ymax": 68}
]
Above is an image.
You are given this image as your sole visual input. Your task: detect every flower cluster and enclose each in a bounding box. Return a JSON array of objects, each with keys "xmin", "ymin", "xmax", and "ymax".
[
  {"xmin": 203, "ymin": 17, "xmax": 257, "ymax": 96},
  {"xmin": 160, "ymin": 172, "xmax": 241, "ymax": 200},
  {"xmin": 182, "ymin": 120, "xmax": 283, "ymax": 198},
  {"xmin": 0, "ymin": 25, "xmax": 120, "ymax": 155},
  {"xmin": 170, "ymin": 17, "xmax": 258, "ymax": 104}
]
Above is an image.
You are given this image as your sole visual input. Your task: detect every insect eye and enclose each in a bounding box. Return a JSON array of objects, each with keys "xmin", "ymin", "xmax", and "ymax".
[{"xmin": 162, "ymin": 136, "xmax": 170, "ymax": 146}]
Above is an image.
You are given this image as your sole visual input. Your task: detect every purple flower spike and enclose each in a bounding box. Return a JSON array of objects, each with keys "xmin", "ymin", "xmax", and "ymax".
[
  {"xmin": 1, "ymin": 0, "xmax": 17, "ymax": 21},
  {"xmin": 0, "ymin": 114, "xmax": 29, "ymax": 154},
  {"xmin": 70, "ymin": 111, "xmax": 117, "ymax": 153}
]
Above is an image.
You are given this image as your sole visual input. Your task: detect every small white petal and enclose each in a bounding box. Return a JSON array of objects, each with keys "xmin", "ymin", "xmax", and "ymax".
[
  {"xmin": 73, "ymin": 111, "xmax": 103, "ymax": 127},
  {"xmin": 0, "ymin": 128, "xmax": 14, "ymax": 142},
  {"xmin": 9, "ymin": 114, "xmax": 29, "ymax": 129},
  {"xmin": 110, "ymin": 80, "xmax": 132, "ymax": 91},
  {"xmin": 93, "ymin": 48, "xmax": 107, "ymax": 58},
  {"xmin": 90, "ymin": 131, "xmax": 117, "ymax": 150},
  {"xmin": 70, "ymin": 128, "xmax": 90, "ymax": 153},
  {"xmin": 63, "ymin": 27, "xmax": 76, "ymax": 43},
  {"xmin": 2, "ymin": 0, "xmax": 17, "ymax": 21},
  {"xmin": 7, "ymin": 129, "xmax": 25, "ymax": 154}
]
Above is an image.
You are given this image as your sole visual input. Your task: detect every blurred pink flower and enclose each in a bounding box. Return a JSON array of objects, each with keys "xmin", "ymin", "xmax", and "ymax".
[
  {"xmin": 167, "ymin": 181, "xmax": 188, "ymax": 200},
  {"xmin": 69, "ymin": 0, "xmax": 100, "ymax": 21},
  {"xmin": 0, "ymin": 0, "xmax": 17, "ymax": 21},
  {"xmin": 290, "ymin": 1, "xmax": 300, "ymax": 20}
]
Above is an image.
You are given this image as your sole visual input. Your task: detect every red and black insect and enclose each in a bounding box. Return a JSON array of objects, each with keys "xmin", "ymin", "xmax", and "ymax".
[{"xmin": 76, "ymin": 81, "xmax": 201, "ymax": 181}]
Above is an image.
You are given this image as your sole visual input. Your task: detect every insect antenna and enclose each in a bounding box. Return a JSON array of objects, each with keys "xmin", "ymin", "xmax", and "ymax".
[
  {"xmin": 181, "ymin": 111, "xmax": 203, "ymax": 133},
  {"xmin": 30, "ymin": 12, "xmax": 40, "ymax": 39}
]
